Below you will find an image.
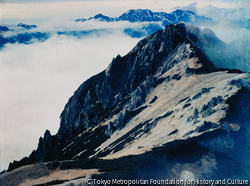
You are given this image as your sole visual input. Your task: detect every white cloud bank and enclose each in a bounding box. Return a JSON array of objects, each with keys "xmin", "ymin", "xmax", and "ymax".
[{"xmin": 0, "ymin": 33, "xmax": 140, "ymax": 171}]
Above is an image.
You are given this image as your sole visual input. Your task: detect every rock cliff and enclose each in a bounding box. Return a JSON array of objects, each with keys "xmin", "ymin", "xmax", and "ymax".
[{"xmin": 6, "ymin": 23, "xmax": 250, "ymax": 181}]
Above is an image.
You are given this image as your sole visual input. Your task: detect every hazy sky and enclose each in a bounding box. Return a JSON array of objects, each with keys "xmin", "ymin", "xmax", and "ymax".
[
  {"xmin": 0, "ymin": 0, "xmax": 241, "ymax": 24},
  {"xmin": 0, "ymin": 0, "xmax": 249, "ymax": 172}
]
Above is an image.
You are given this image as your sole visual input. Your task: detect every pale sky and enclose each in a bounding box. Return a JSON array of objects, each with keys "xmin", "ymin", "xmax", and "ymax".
[
  {"xmin": 0, "ymin": 0, "xmax": 249, "ymax": 172},
  {"xmin": 0, "ymin": 0, "xmax": 240, "ymax": 24}
]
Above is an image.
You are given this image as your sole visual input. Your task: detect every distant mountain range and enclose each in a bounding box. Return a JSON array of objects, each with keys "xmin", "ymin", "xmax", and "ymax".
[
  {"xmin": 2, "ymin": 7, "xmax": 250, "ymax": 49},
  {"xmin": 1, "ymin": 9, "xmax": 250, "ymax": 73},
  {"xmin": 75, "ymin": 9, "xmax": 212, "ymax": 26},
  {"xmin": 0, "ymin": 23, "xmax": 48, "ymax": 48},
  {"xmin": 0, "ymin": 9, "xmax": 213, "ymax": 49},
  {"xmin": 0, "ymin": 23, "xmax": 37, "ymax": 33}
]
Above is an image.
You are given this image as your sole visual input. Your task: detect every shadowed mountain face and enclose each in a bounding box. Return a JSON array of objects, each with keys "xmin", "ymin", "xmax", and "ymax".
[{"xmin": 3, "ymin": 23, "xmax": 250, "ymax": 184}]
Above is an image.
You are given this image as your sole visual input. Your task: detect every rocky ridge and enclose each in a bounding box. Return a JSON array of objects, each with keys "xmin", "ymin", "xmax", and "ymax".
[{"xmin": 4, "ymin": 23, "xmax": 250, "ymax": 182}]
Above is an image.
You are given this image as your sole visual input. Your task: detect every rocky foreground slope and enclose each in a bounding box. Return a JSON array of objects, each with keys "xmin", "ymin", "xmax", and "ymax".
[{"xmin": 1, "ymin": 23, "xmax": 250, "ymax": 185}]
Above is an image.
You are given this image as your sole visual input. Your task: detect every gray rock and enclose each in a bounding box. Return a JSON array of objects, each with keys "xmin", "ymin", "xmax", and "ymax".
[
  {"xmin": 195, "ymin": 121, "xmax": 217, "ymax": 133},
  {"xmin": 9, "ymin": 23, "xmax": 243, "ymax": 171}
]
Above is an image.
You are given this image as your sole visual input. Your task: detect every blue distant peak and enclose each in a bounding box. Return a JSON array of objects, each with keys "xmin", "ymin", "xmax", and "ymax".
[
  {"xmin": 17, "ymin": 23, "xmax": 37, "ymax": 30},
  {"xmin": 89, "ymin": 14, "xmax": 116, "ymax": 22},
  {"xmin": 0, "ymin": 25, "xmax": 10, "ymax": 32},
  {"xmin": 75, "ymin": 8, "xmax": 212, "ymax": 26},
  {"xmin": 75, "ymin": 18, "xmax": 87, "ymax": 22}
]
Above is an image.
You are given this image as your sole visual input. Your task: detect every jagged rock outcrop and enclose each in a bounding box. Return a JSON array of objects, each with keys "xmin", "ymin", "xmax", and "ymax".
[
  {"xmin": 57, "ymin": 23, "xmax": 216, "ymax": 140},
  {"xmin": 6, "ymin": 23, "xmax": 250, "ymax": 180}
]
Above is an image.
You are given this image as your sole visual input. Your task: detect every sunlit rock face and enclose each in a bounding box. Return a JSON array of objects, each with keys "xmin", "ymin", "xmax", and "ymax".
[{"xmin": 6, "ymin": 23, "xmax": 250, "ymax": 181}]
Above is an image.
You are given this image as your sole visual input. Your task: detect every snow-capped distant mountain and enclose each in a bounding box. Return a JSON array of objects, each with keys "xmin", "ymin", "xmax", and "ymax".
[
  {"xmin": 75, "ymin": 8, "xmax": 212, "ymax": 26},
  {"xmin": 117, "ymin": 9, "xmax": 169, "ymax": 22},
  {"xmin": 17, "ymin": 23, "xmax": 37, "ymax": 30},
  {"xmin": 4, "ymin": 23, "xmax": 250, "ymax": 184},
  {"xmin": 89, "ymin": 14, "xmax": 116, "ymax": 22},
  {"xmin": 0, "ymin": 23, "xmax": 47, "ymax": 48},
  {"xmin": 0, "ymin": 9, "xmax": 212, "ymax": 49},
  {"xmin": 0, "ymin": 25, "xmax": 10, "ymax": 32},
  {"xmin": 0, "ymin": 23, "xmax": 37, "ymax": 33}
]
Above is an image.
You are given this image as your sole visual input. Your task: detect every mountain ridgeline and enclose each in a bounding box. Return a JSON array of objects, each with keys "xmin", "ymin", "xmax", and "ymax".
[
  {"xmin": 1, "ymin": 9, "xmax": 249, "ymax": 71},
  {"xmin": 0, "ymin": 9, "xmax": 211, "ymax": 48},
  {"xmin": 75, "ymin": 9, "xmax": 212, "ymax": 26},
  {"xmin": 6, "ymin": 23, "xmax": 250, "ymax": 180}
]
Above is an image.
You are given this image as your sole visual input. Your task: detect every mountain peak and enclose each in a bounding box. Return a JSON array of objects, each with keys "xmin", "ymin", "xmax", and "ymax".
[
  {"xmin": 5, "ymin": 23, "xmax": 250, "ymax": 181},
  {"xmin": 17, "ymin": 23, "xmax": 37, "ymax": 29},
  {"xmin": 75, "ymin": 8, "xmax": 212, "ymax": 26},
  {"xmin": 117, "ymin": 9, "xmax": 162, "ymax": 22},
  {"xmin": 89, "ymin": 13, "xmax": 115, "ymax": 22},
  {"xmin": 9, "ymin": 22, "xmax": 218, "ymax": 166}
]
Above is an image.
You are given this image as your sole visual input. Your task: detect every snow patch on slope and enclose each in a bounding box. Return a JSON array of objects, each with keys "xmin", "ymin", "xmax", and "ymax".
[{"xmin": 89, "ymin": 44, "xmax": 249, "ymax": 160}]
